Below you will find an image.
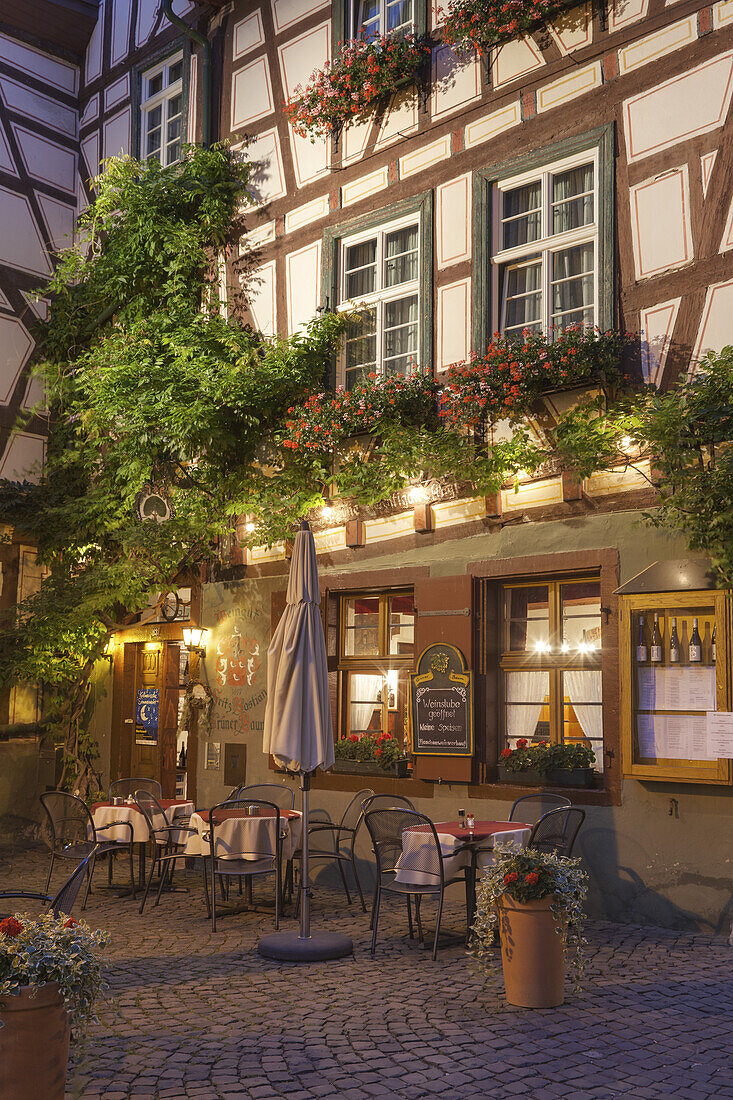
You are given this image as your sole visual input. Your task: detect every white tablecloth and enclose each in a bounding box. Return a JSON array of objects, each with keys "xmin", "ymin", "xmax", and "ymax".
[
  {"xmin": 395, "ymin": 824, "xmax": 531, "ymax": 886},
  {"xmin": 91, "ymin": 801, "xmax": 195, "ymax": 844},
  {"xmin": 182, "ymin": 810, "xmax": 302, "ymax": 863}
]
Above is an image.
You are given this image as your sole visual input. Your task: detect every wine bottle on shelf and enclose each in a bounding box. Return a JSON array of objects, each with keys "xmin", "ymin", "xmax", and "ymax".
[
  {"xmin": 689, "ymin": 618, "xmax": 702, "ymax": 663},
  {"xmin": 669, "ymin": 618, "xmax": 680, "ymax": 663},
  {"xmin": 712, "ymin": 625, "xmax": 717, "ymax": 664},
  {"xmin": 636, "ymin": 615, "xmax": 648, "ymax": 663},
  {"xmin": 650, "ymin": 613, "xmax": 663, "ymax": 663}
]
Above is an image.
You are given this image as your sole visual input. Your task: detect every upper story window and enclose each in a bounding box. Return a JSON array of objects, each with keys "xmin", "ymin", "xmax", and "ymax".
[
  {"xmin": 141, "ymin": 53, "xmax": 184, "ymax": 166},
  {"xmin": 353, "ymin": 0, "xmax": 415, "ymax": 38},
  {"xmin": 492, "ymin": 151, "xmax": 598, "ymax": 337},
  {"xmin": 338, "ymin": 215, "xmax": 420, "ymax": 389},
  {"xmin": 500, "ymin": 577, "xmax": 604, "ymax": 769}
]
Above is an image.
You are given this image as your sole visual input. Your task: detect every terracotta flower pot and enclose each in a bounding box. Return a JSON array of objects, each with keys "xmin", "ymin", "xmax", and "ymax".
[
  {"xmin": 496, "ymin": 894, "xmax": 566, "ymax": 1008},
  {"xmin": 0, "ymin": 982, "xmax": 70, "ymax": 1100}
]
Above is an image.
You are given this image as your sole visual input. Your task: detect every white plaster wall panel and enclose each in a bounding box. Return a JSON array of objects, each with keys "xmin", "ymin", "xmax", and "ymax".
[
  {"xmin": 432, "ymin": 497, "xmax": 485, "ymax": 528},
  {"xmin": 36, "ymin": 193, "xmax": 75, "ymax": 251},
  {"xmin": 22, "ymin": 373, "xmax": 46, "ymax": 412},
  {"xmin": 240, "ymin": 220, "xmax": 276, "ymax": 252},
  {"xmin": 0, "ymin": 32, "xmax": 78, "ymax": 95},
  {"xmin": 289, "ymin": 128, "xmax": 329, "ymax": 187},
  {"xmin": 537, "ymin": 61, "xmax": 602, "ymax": 113},
  {"xmin": 188, "ymin": 54, "xmax": 198, "ymax": 142},
  {"xmin": 0, "ymin": 433, "xmax": 45, "ymax": 482},
  {"xmin": 0, "ymin": 78, "xmax": 77, "ymax": 138},
  {"xmin": 278, "ymin": 24, "xmax": 330, "ymax": 102},
  {"xmin": 231, "ymin": 56, "xmax": 274, "ymax": 129},
  {"xmin": 80, "ymin": 96, "xmax": 99, "ymax": 127},
  {"xmin": 547, "ymin": 3, "xmax": 592, "ymax": 54},
  {"xmin": 640, "ymin": 299, "xmax": 680, "ymax": 385},
  {"xmin": 630, "ymin": 167, "xmax": 693, "ymax": 280},
  {"xmin": 272, "ymin": 0, "xmax": 330, "ymax": 35},
  {"xmin": 493, "ymin": 37, "xmax": 545, "ymax": 88},
  {"xmin": 85, "ymin": 1, "xmax": 104, "ymax": 83},
  {"xmin": 247, "ymin": 260, "xmax": 277, "ymax": 335},
  {"xmin": 437, "ymin": 279, "xmax": 470, "ymax": 369},
  {"xmin": 234, "ymin": 11, "xmax": 265, "ymax": 59},
  {"xmin": 432, "ymin": 46, "xmax": 481, "ymax": 120},
  {"xmin": 464, "ymin": 101, "xmax": 521, "ymax": 149},
  {"xmin": 617, "ymin": 16, "xmax": 697, "ymax": 76},
  {"xmin": 286, "ymin": 241, "xmax": 321, "ymax": 334},
  {"xmin": 701, "ymin": 150, "xmax": 718, "ymax": 198},
  {"xmin": 399, "ymin": 135, "xmax": 450, "ymax": 179},
  {"xmin": 110, "ymin": 0, "xmax": 133, "ymax": 66},
  {"xmin": 714, "ymin": 0, "xmax": 733, "ymax": 27},
  {"xmin": 0, "ymin": 287, "xmax": 10, "ymax": 309},
  {"xmin": 342, "ymin": 115, "xmax": 372, "ymax": 166},
  {"xmin": 20, "ymin": 293, "xmax": 48, "ymax": 321},
  {"xmin": 135, "ymin": 0, "xmax": 157, "ymax": 47},
  {"xmin": 609, "ymin": 0, "xmax": 649, "ymax": 31},
  {"xmin": 80, "ymin": 131, "xmax": 100, "ymax": 182},
  {"xmin": 719, "ymin": 195, "xmax": 733, "ymax": 253},
  {"xmin": 436, "ymin": 174, "xmax": 471, "ymax": 268},
  {"xmin": 692, "ymin": 279, "xmax": 733, "ymax": 366},
  {"xmin": 376, "ymin": 89, "xmax": 418, "ymax": 150},
  {"xmin": 77, "ymin": 178, "xmax": 89, "ymax": 219},
  {"xmin": 0, "ymin": 316, "xmax": 33, "ymax": 403},
  {"xmin": 104, "ymin": 74, "xmax": 130, "ymax": 113},
  {"xmin": 245, "ymin": 129, "xmax": 287, "ymax": 206},
  {"xmin": 13, "ymin": 127, "xmax": 76, "ymax": 193},
  {"xmin": 623, "ymin": 52, "xmax": 733, "ymax": 164},
  {"xmin": 0, "ymin": 120, "xmax": 17, "ymax": 177},
  {"xmin": 103, "ymin": 108, "xmax": 131, "ymax": 158},
  {"xmin": 341, "ymin": 165, "xmax": 389, "ymax": 207},
  {"xmin": 285, "ymin": 194, "xmax": 329, "ymax": 234},
  {"xmin": 364, "ymin": 511, "xmax": 413, "ymax": 544},
  {"xmin": 501, "ymin": 477, "xmax": 563, "ymax": 511}
]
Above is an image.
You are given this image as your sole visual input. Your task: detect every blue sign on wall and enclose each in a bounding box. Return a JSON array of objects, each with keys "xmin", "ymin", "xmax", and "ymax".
[{"xmin": 135, "ymin": 688, "xmax": 159, "ymax": 744}]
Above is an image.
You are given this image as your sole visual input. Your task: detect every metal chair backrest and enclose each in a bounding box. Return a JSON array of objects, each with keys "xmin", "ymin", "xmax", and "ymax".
[
  {"xmin": 40, "ymin": 790, "xmax": 95, "ymax": 850},
  {"xmin": 109, "ymin": 777, "xmax": 162, "ymax": 800},
  {"xmin": 365, "ymin": 807, "xmax": 444, "ymax": 890},
  {"xmin": 134, "ymin": 789, "xmax": 172, "ymax": 843},
  {"xmin": 528, "ymin": 806, "xmax": 586, "ymax": 857},
  {"xmin": 50, "ymin": 846, "xmax": 99, "ymax": 917},
  {"xmin": 361, "ymin": 793, "xmax": 415, "ymax": 815},
  {"xmin": 340, "ymin": 788, "xmax": 375, "ymax": 834},
  {"xmin": 208, "ymin": 798, "xmax": 282, "ymax": 865},
  {"xmin": 238, "ymin": 784, "xmax": 295, "ymax": 811},
  {"xmin": 509, "ymin": 793, "xmax": 571, "ymax": 824}
]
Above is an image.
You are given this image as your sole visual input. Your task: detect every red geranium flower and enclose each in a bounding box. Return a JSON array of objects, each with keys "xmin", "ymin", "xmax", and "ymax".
[
  {"xmin": 516, "ymin": 738, "xmax": 529, "ymax": 749},
  {"xmin": 525, "ymin": 872, "xmax": 539, "ymax": 885},
  {"xmin": 500, "ymin": 747, "xmax": 512, "ymax": 758},
  {"xmin": 504, "ymin": 871, "xmax": 519, "ymax": 884},
  {"xmin": 64, "ymin": 918, "xmax": 77, "ymax": 928},
  {"xmin": 0, "ymin": 916, "xmax": 23, "ymax": 938}
]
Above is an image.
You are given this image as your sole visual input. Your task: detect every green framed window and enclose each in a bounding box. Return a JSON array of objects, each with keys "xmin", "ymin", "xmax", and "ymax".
[
  {"xmin": 335, "ymin": 0, "xmax": 427, "ymax": 44},
  {"xmin": 132, "ymin": 41, "xmax": 190, "ymax": 166}
]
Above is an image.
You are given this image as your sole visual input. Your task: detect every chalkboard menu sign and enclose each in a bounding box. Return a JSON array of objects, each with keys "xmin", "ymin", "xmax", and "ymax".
[{"xmin": 410, "ymin": 644, "xmax": 473, "ymax": 757}]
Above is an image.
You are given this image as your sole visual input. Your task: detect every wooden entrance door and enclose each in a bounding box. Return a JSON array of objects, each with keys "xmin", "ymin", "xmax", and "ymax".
[
  {"xmin": 112, "ymin": 641, "xmax": 181, "ymax": 797},
  {"xmin": 132, "ymin": 645, "xmax": 161, "ymax": 779}
]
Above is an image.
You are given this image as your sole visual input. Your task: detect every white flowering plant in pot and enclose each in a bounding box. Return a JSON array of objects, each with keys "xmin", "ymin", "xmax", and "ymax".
[
  {"xmin": 0, "ymin": 912, "xmax": 110, "ymax": 1037},
  {"xmin": 470, "ymin": 845, "xmax": 589, "ymax": 987}
]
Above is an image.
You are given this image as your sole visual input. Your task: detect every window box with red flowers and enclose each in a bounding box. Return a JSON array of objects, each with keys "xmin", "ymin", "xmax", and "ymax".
[
  {"xmin": 439, "ymin": 0, "xmax": 576, "ymax": 56},
  {"xmin": 284, "ymin": 33, "xmax": 431, "ymax": 141},
  {"xmin": 497, "ymin": 739, "xmax": 596, "ymax": 787},
  {"xmin": 333, "ymin": 731, "xmax": 410, "ymax": 777}
]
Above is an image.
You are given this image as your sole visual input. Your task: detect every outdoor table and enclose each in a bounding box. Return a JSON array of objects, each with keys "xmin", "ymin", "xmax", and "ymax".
[
  {"xmin": 183, "ymin": 807, "xmax": 302, "ymax": 863},
  {"xmin": 91, "ymin": 799, "xmax": 195, "ymax": 886}
]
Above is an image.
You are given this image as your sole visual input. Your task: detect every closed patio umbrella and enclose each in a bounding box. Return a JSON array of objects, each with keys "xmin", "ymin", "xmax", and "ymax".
[{"xmin": 257, "ymin": 521, "xmax": 353, "ymax": 961}]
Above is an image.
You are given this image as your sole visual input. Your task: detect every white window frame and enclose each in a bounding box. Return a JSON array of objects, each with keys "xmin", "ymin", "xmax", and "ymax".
[
  {"xmin": 140, "ymin": 51, "xmax": 184, "ymax": 167},
  {"xmin": 351, "ymin": 0, "xmax": 415, "ymax": 39},
  {"xmin": 337, "ymin": 212, "xmax": 421, "ymax": 387},
  {"xmin": 491, "ymin": 148, "xmax": 599, "ymax": 337}
]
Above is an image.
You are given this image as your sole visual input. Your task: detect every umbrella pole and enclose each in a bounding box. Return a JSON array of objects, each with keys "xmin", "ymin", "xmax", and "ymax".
[{"xmin": 300, "ymin": 770, "xmax": 310, "ymax": 940}]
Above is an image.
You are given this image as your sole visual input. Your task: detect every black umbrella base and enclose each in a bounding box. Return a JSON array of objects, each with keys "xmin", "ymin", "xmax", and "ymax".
[{"xmin": 257, "ymin": 930, "xmax": 353, "ymax": 961}]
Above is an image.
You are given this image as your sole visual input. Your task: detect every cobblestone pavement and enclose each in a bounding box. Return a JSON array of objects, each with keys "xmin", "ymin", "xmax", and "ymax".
[{"xmin": 1, "ymin": 845, "xmax": 733, "ymax": 1100}]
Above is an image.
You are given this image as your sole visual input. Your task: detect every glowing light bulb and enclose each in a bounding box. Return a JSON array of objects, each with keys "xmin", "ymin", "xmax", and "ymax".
[
  {"xmin": 408, "ymin": 484, "xmax": 428, "ymax": 505},
  {"xmin": 245, "ymin": 521, "xmax": 255, "ymax": 533},
  {"xmin": 321, "ymin": 505, "xmax": 334, "ymax": 521},
  {"xmin": 619, "ymin": 435, "xmax": 635, "ymax": 455},
  {"xmin": 561, "ymin": 642, "xmax": 570, "ymax": 654}
]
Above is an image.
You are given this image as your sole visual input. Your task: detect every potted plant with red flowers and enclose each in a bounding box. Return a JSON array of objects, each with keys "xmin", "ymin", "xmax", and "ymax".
[
  {"xmin": 471, "ymin": 846, "xmax": 588, "ymax": 1007},
  {"xmin": 0, "ymin": 912, "xmax": 109, "ymax": 1100},
  {"xmin": 439, "ymin": 0, "xmax": 575, "ymax": 56},
  {"xmin": 497, "ymin": 738, "xmax": 596, "ymax": 787},
  {"xmin": 333, "ymin": 731, "xmax": 409, "ymax": 777}
]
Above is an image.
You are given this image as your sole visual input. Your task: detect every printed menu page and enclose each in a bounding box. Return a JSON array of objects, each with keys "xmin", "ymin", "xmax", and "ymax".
[
  {"xmin": 637, "ymin": 713, "xmax": 712, "ymax": 760},
  {"xmin": 637, "ymin": 667, "xmax": 716, "ymax": 712}
]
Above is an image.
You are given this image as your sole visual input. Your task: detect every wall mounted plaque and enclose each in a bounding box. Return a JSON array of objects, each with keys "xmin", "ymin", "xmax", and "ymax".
[{"xmin": 410, "ymin": 644, "xmax": 473, "ymax": 757}]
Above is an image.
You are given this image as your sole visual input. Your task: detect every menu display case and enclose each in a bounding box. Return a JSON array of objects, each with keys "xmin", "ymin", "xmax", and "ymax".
[{"xmin": 620, "ymin": 591, "xmax": 731, "ymax": 784}]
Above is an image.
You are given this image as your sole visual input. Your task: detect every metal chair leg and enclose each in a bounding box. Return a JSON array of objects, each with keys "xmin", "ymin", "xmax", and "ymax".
[
  {"xmin": 139, "ymin": 851, "xmax": 159, "ymax": 915},
  {"xmin": 275, "ymin": 861, "xmax": 280, "ymax": 931},
  {"xmin": 433, "ymin": 891, "xmax": 445, "ymax": 961},
  {"xmin": 202, "ymin": 859, "xmax": 212, "ymax": 919},
  {"xmin": 82, "ymin": 854, "xmax": 96, "ymax": 910},
  {"xmin": 370, "ymin": 884, "xmax": 382, "ymax": 956},
  {"xmin": 45, "ymin": 853, "xmax": 55, "ymax": 895},
  {"xmin": 211, "ymin": 861, "xmax": 218, "ymax": 932},
  {"xmin": 369, "ymin": 883, "xmax": 378, "ymax": 930},
  {"xmin": 350, "ymin": 852, "xmax": 367, "ymax": 913},
  {"xmin": 108, "ymin": 850, "xmax": 113, "ymax": 885},
  {"xmin": 406, "ymin": 894, "xmax": 414, "ymax": 939},
  {"xmin": 336, "ymin": 855, "xmax": 352, "ymax": 905},
  {"xmin": 415, "ymin": 894, "xmax": 424, "ymax": 944},
  {"xmin": 128, "ymin": 844, "xmax": 136, "ymax": 900}
]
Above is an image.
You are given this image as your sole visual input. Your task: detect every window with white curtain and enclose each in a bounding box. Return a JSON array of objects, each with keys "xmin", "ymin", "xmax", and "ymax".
[
  {"xmin": 352, "ymin": 0, "xmax": 415, "ymax": 38},
  {"xmin": 140, "ymin": 53, "xmax": 184, "ymax": 166},
  {"xmin": 338, "ymin": 216, "xmax": 420, "ymax": 390},
  {"xmin": 492, "ymin": 151, "xmax": 598, "ymax": 337},
  {"xmin": 501, "ymin": 578, "xmax": 604, "ymax": 769}
]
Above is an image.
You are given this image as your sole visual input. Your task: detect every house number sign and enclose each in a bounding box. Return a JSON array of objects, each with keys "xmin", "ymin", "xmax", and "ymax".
[{"xmin": 409, "ymin": 644, "xmax": 474, "ymax": 757}]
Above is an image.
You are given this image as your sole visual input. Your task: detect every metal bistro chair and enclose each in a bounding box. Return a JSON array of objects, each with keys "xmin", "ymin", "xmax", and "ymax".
[
  {"xmin": 365, "ymin": 807, "xmax": 471, "ymax": 961},
  {"xmin": 528, "ymin": 806, "xmax": 586, "ymax": 858},
  {"xmin": 509, "ymin": 793, "xmax": 571, "ymax": 824},
  {"xmin": 40, "ymin": 791, "xmax": 136, "ymax": 907},
  {"xmin": 109, "ymin": 777, "xmax": 162, "ymax": 800},
  {"xmin": 294, "ymin": 788, "xmax": 374, "ymax": 913},
  {"xmin": 203, "ymin": 798, "xmax": 286, "ymax": 932},
  {"xmin": 0, "ymin": 845, "xmax": 100, "ymax": 920},
  {"xmin": 238, "ymin": 784, "xmax": 296, "ymax": 811},
  {"xmin": 134, "ymin": 790, "xmax": 198, "ymax": 915}
]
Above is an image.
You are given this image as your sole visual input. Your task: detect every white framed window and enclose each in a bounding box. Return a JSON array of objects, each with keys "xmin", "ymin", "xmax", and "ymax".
[
  {"xmin": 352, "ymin": 0, "xmax": 415, "ymax": 39},
  {"xmin": 338, "ymin": 214, "xmax": 420, "ymax": 389},
  {"xmin": 140, "ymin": 53, "xmax": 184, "ymax": 166},
  {"xmin": 491, "ymin": 150, "xmax": 598, "ymax": 337}
]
